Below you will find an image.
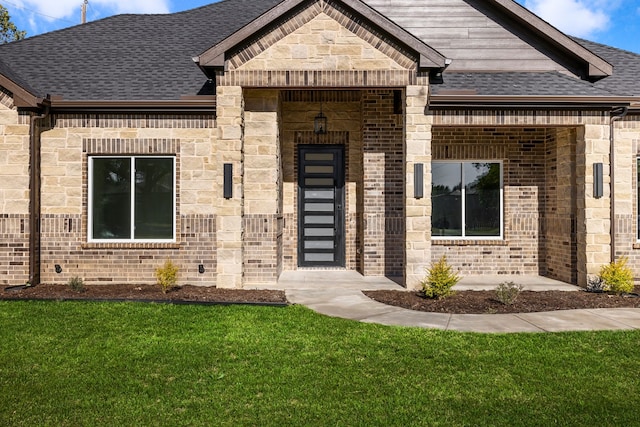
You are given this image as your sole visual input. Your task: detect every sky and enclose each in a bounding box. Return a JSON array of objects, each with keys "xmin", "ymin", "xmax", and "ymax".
[{"xmin": 2, "ymin": 0, "xmax": 640, "ymax": 53}]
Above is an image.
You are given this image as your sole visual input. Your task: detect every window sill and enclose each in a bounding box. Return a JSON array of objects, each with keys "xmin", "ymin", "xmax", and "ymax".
[
  {"xmin": 432, "ymin": 239, "xmax": 507, "ymax": 246},
  {"xmin": 82, "ymin": 242, "xmax": 181, "ymax": 250}
]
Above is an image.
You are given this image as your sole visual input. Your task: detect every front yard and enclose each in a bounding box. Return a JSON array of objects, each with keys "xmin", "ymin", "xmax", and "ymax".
[{"xmin": 1, "ymin": 301, "xmax": 638, "ymax": 426}]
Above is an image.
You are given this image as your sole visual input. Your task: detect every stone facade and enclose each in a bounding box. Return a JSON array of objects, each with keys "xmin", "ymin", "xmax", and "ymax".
[
  {"xmin": 37, "ymin": 113, "xmax": 218, "ymax": 286},
  {"xmin": 0, "ymin": 89, "xmax": 31, "ymax": 285}
]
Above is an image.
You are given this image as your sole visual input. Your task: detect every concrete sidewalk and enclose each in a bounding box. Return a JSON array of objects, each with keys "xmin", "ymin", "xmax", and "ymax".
[{"xmin": 263, "ymin": 271, "xmax": 640, "ymax": 333}]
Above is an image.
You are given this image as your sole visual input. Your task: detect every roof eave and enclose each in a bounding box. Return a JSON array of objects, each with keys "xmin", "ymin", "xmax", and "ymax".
[
  {"xmin": 429, "ymin": 94, "xmax": 635, "ymax": 109},
  {"xmin": 489, "ymin": 0, "xmax": 613, "ymax": 78},
  {"xmin": 0, "ymin": 74, "xmax": 46, "ymax": 108},
  {"xmin": 48, "ymin": 96, "xmax": 216, "ymax": 112}
]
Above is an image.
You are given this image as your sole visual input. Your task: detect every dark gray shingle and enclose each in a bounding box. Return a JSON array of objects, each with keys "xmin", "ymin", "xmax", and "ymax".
[{"xmin": 0, "ymin": 0, "xmax": 283, "ymax": 100}]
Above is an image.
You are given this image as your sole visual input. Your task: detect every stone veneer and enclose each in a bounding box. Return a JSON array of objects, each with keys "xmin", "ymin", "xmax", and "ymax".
[
  {"xmin": 37, "ymin": 113, "xmax": 218, "ymax": 285},
  {"xmin": 0, "ymin": 89, "xmax": 31, "ymax": 285}
]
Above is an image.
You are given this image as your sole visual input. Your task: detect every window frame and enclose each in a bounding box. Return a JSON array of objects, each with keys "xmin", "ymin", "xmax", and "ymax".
[
  {"xmin": 431, "ymin": 160, "xmax": 504, "ymax": 240},
  {"xmin": 88, "ymin": 155, "xmax": 177, "ymax": 243}
]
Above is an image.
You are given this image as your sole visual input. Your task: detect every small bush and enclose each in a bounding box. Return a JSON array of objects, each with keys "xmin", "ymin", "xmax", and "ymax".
[
  {"xmin": 599, "ymin": 257, "xmax": 634, "ymax": 295},
  {"xmin": 67, "ymin": 276, "xmax": 85, "ymax": 293},
  {"xmin": 495, "ymin": 281, "xmax": 523, "ymax": 305},
  {"xmin": 155, "ymin": 260, "xmax": 179, "ymax": 294},
  {"xmin": 421, "ymin": 256, "xmax": 460, "ymax": 300}
]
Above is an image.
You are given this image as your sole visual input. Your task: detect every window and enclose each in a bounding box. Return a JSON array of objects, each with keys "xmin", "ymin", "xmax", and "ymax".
[
  {"xmin": 431, "ymin": 161, "xmax": 503, "ymax": 239},
  {"xmin": 89, "ymin": 156, "xmax": 176, "ymax": 242}
]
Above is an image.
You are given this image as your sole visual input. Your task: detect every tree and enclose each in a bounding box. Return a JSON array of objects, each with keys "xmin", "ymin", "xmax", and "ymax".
[{"xmin": 0, "ymin": 5, "xmax": 26, "ymax": 44}]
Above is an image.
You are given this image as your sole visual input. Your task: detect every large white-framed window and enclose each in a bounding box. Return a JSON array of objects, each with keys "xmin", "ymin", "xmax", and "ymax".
[
  {"xmin": 431, "ymin": 161, "xmax": 503, "ymax": 239},
  {"xmin": 88, "ymin": 156, "xmax": 176, "ymax": 242}
]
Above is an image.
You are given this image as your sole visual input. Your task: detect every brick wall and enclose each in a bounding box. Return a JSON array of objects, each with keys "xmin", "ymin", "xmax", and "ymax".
[
  {"xmin": 362, "ymin": 89, "xmax": 405, "ymax": 277},
  {"xmin": 38, "ymin": 113, "xmax": 218, "ymax": 285},
  {"xmin": 544, "ymin": 128, "xmax": 577, "ymax": 283},
  {"xmin": 281, "ymin": 91, "xmax": 362, "ymax": 271},
  {"xmin": 431, "ymin": 127, "xmax": 554, "ymax": 276}
]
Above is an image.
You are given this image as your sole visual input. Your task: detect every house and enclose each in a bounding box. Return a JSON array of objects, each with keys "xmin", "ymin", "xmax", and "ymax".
[{"xmin": 1, "ymin": 0, "xmax": 639, "ymax": 289}]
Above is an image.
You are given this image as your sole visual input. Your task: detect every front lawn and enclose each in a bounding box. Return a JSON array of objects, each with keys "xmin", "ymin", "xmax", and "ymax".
[{"xmin": 1, "ymin": 301, "xmax": 638, "ymax": 426}]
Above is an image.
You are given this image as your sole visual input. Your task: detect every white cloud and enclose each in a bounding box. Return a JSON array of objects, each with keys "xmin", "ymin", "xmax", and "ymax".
[
  {"xmin": 10, "ymin": 0, "xmax": 170, "ymax": 22},
  {"xmin": 524, "ymin": 0, "xmax": 610, "ymax": 37}
]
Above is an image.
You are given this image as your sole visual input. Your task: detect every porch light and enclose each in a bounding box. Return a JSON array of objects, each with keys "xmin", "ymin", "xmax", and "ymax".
[{"xmin": 314, "ymin": 105, "xmax": 327, "ymax": 135}]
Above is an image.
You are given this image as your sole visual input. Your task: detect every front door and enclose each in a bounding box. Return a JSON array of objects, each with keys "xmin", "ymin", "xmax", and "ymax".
[{"xmin": 298, "ymin": 145, "xmax": 345, "ymax": 267}]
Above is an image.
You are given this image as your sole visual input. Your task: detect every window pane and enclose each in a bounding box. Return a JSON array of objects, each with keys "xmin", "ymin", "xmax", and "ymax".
[
  {"xmin": 432, "ymin": 163, "xmax": 462, "ymax": 236},
  {"xmin": 92, "ymin": 158, "xmax": 131, "ymax": 239},
  {"xmin": 134, "ymin": 158, "xmax": 174, "ymax": 239},
  {"xmin": 465, "ymin": 163, "xmax": 500, "ymax": 236}
]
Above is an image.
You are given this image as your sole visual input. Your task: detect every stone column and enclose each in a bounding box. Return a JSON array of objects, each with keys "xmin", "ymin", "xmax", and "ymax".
[
  {"xmin": 576, "ymin": 124, "xmax": 611, "ymax": 286},
  {"xmin": 404, "ymin": 85, "xmax": 431, "ymax": 290},
  {"xmin": 215, "ymin": 86, "xmax": 245, "ymax": 288},
  {"xmin": 243, "ymin": 90, "xmax": 281, "ymax": 285}
]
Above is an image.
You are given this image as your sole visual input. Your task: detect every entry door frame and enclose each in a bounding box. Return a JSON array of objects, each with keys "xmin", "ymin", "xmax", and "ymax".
[{"xmin": 297, "ymin": 144, "xmax": 345, "ymax": 268}]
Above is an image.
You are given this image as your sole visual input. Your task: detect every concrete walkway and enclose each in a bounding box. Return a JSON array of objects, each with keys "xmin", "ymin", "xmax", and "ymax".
[{"xmin": 257, "ymin": 271, "xmax": 640, "ymax": 333}]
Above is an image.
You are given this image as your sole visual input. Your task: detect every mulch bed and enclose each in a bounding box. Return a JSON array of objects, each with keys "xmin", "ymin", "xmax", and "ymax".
[
  {"xmin": 4, "ymin": 283, "xmax": 640, "ymax": 314},
  {"xmin": 1, "ymin": 283, "xmax": 287, "ymax": 305},
  {"xmin": 364, "ymin": 287, "xmax": 640, "ymax": 314}
]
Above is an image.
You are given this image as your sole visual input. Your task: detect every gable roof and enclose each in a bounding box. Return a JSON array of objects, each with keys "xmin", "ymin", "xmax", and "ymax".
[
  {"xmin": 486, "ymin": 0, "xmax": 612, "ymax": 78},
  {"xmin": 0, "ymin": 0, "xmax": 636, "ymax": 109},
  {"xmin": 196, "ymin": 0, "xmax": 448, "ymax": 71}
]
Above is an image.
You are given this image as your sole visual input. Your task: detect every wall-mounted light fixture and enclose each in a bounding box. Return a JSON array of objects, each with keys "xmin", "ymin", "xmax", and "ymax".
[
  {"xmin": 414, "ymin": 163, "xmax": 424, "ymax": 199},
  {"xmin": 314, "ymin": 104, "xmax": 327, "ymax": 135},
  {"xmin": 594, "ymin": 162, "xmax": 603, "ymax": 199},
  {"xmin": 223, "ymin": 163, "xmax": 233, "ymax": 199},
  {"xmin": 54, "ymin": 264, "xmax": 62, "ymax": 274}
]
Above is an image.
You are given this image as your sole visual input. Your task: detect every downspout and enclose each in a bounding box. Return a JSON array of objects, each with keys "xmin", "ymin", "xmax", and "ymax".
[
  {"xmin": 609, "ymin": 106, "xmax": 629, "ymax": 263},
  {"xmin": 29, "ymin": 105, "xmax": 50, "ymax": 286}
]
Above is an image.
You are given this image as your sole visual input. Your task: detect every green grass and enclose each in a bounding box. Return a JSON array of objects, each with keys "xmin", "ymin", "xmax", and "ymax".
[{"xmin": 1, "ymin": 301, "xmax": 639, "ymax": 426}]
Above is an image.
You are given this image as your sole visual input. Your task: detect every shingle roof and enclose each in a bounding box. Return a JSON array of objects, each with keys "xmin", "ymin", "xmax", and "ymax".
[
  {"xmin": 574, "ymin": 38, "xmax": 640, "ymax": 97},
  {"xmin": 1, "ymin": 0, "xmax": 640, "ymax": 102},
  {"xmin": 431, "ymin": 71, "xmax": 616, "ymax": 97},
  {"xmin": 0, "ymin": 0, "xmax": 283, "ymax": 100}
]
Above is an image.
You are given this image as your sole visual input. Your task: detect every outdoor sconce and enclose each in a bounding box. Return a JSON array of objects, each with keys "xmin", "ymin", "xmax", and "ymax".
[
  {"xmin": 223, "ymin": 163, "xmax": 233, "ymax": 199},
  {"xmin": 54, "ymin": 264, "xmax": 62, "ymax": 274},
  {"xmin": 594, "ymin": 162, "xmax": 603, "ymax": 199},
  {"xmin": 314, "ymin": 105, "xmax": 327, "ymax": 135},
  {"xmin": 414, "ymin": 163, "xmax": 424, "ymax": 199},
  {"xmin": 198, "ymin": 264, "xmax": 205, "ymax": 274}
]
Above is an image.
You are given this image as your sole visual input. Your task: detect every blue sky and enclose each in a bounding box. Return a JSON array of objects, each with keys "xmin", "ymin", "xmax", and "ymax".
[{"xmin": 3, "ymin": 0, "xmax": 640, "ymax": 53}]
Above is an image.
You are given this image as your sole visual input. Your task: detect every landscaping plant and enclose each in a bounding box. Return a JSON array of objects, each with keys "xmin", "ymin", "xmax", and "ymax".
[
  {"xmin": 495, "ymin": 281, "xmax": 523, "ymax": 305},
  {"xmin": 599, "ymin": 257, "xmax": 634, "ymax": 295},
  {"xmin": 421, "ymin": 255, "xmax": 460, "ymax": 299},
  {"xmin": 67, "ymin": 276, "xmax": 85, "ymax": 293},
  {"xmin": 155, "ymin": 260, "xmax": 179, "ymax": 293}
]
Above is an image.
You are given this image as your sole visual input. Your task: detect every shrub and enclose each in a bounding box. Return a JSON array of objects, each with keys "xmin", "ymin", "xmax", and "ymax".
[
  {"xmin": 495, "ymin": 281, "xmax": 523, "ymax": 305},
  {"xmin": 155, "ymin": 260, "xmax": 179, "ymax": 294},
  {"xmin": 421, "ymin": 256, "xmax": 460, "ymax": 300},
  {"xmin": 599, "ymin": 257, "xmax": 634, "ymax": 295},
  {"xmin": 67, "ymin": 276, "xmax": 85, "ymax": 293}
]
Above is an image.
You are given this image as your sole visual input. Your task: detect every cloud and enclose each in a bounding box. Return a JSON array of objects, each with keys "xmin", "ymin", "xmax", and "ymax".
[
  {"xmin": 9, "ymin": 0, "xmax": 170, "ymax": 22},
  {"xmin": 524, "ymin": 0, "xmax": 610, "ymax": 37}
]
